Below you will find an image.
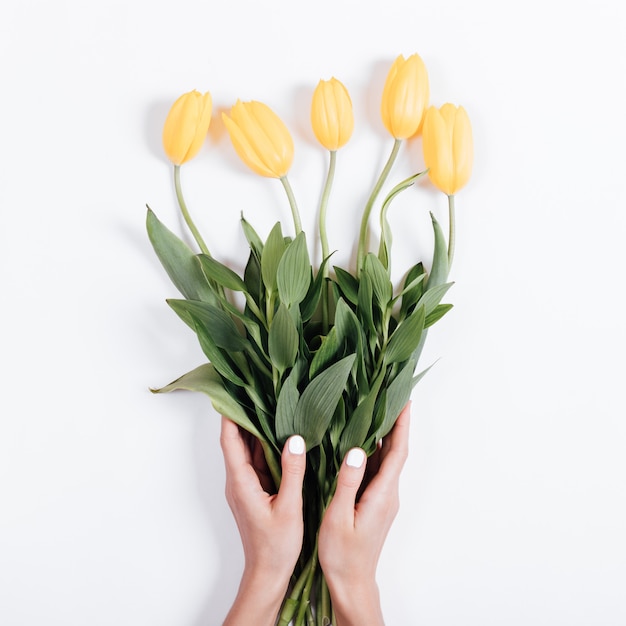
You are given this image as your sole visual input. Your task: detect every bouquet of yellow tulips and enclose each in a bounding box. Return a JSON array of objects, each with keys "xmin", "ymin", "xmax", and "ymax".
[{"xmin": 147, "ymin": 53, "xmax": 472, "ymax": 624}]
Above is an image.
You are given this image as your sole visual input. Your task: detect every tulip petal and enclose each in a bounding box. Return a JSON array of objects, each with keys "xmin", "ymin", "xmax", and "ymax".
[
  {"xmin": 162, "ymin": 90, "xmax": 212, "ymax": 165},
  {"xmin": 182, "ymin": 92, "xmax": 212, "ymax": 164},
  {"xmin": 223, "ymin": 101, "xmax": 293, "ymax": 178},
  {"xmin": 423, "ymin": 103, "xmax": 473, "ymax": 195},
  {"xmin": 223, "ymin": 110, "xmax": 276, "ymax": 177},
  {"xmin": 381, "ymin": 54, "xmax": 429, "ymax": 139},
  {"xmin": 311, "ymin": 78, "xmax": 353, "ymax": 151},
  {"xmin": 452, "ymin": 106, "xmax": 473, "ymax": 194}
]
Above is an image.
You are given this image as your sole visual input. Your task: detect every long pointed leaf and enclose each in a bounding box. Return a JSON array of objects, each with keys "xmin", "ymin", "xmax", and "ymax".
[
  {"xmin": 150, "ymin": 363, "xmax": 262, "ymax": 439},
  {"xmin": 427, "ymin": 212, "xmax": 449, "ymax": 289},
  {"xmin": 275, "ymin": 368, "xmax": 301, "ymax": 443},
  {"xmin": 261, "ymin": 222, "xmax": 285, "ymax": 293},
  {"xmin": 146, "ymin": 207, "xmax": 215, "ymax": 302},
  {"xmin": 269, "ymin": 303, "xmax": 299, "ymax": 374},
  {"xmin": 277, "ymin": 232, "xmax": 312, "ymax": 307},
  {"xmin": 198, "ymin": 255, "xmax": 248, "ymax": 292},
  {"xmin": 384, "ymin": 306, "xmax": 425, "ymax": 364},
  {"xmin": 293, "ymin": 354, "xmax": 356, "ymax": 449}
]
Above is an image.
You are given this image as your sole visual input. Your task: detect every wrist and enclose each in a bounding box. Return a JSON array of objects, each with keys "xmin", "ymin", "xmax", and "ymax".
[
  {"xmin": 222, "ymin": 567, "xmax": 290, "ymax": 626},
  {"xmin": 325, "ymin": 577, "xmax": 384, "ymax": 626},
  {"xmin": 242, "ymin": 563, "xmax": 291, "ymax": 602}
]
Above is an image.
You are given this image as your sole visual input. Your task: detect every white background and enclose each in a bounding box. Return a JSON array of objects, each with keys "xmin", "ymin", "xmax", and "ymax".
[{"xmin": 1, "ymin": 1, "xmax": 625, "ymax": 624}]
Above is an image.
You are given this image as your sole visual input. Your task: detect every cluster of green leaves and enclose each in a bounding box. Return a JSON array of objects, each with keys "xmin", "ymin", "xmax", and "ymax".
[{"xmin": 147, "ymin": 205, "xmax": 452, "ymax": 489}]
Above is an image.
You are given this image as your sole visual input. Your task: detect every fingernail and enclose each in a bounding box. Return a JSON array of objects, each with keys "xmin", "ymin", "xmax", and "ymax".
[
  {"xmin": 346, "ymin": 448, "xmax": 365, "ymax": 468},
  {"xmin": 288, "ymin": 435, "xmax": 305, "ymax": 455}
]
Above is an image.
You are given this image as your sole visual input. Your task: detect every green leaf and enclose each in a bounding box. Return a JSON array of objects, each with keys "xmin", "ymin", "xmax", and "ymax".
[
  {"xmin": 293, "ymin": 354, "xmax": 356, "ymax": 449},
  {"xmin": 396, "ymin": 264, "xmax": 426, "ymax": 314},
  {"xmin": 333, "ymin": 266, "xmax": 359, "ymax": 305},
  {"xmin": 275, "ymin": 368, "xmax": 301, "ymax": 443},
  {"xmin": 384, "ymin": 305, "xmax": 425, "ymax": 364},
  {"xmin": 167, "ymin": 299, "xmax": 247, "ymax": 352},
  {"xmin": 329, "ymin": 397, "xmax": 346, "ymax": 450},
  {"xmin": 412, "ymin": 362, "xmax": 435, "ymax": 389},
  {"xmin": 150, "ymin": 363, "xmax": 262, "ymax": 439},
  {"xmin": 146, "ymin": 207, "xmax": 215, "ymax": 302},
  {"xmin": 339, "ymin": 372, "xmax": 384, "ymax": 457},
  {"xmin": 268, "ymin": 303, "xmax": 299, "ymax": 374},
  {"xmin": 333, "ymin": 298, "xmax": 366, "ymax": 385},
  {"xmin": 357, "ymin": 272, "xmax": 375, "ymax": 341},
  {"xmin": 416, "ymin": 282, "xmax": 454, "ymax": 316},
  {"xmin": 411, "ymin": 327, "xmax": 428, "ymax": 364},
  {"xmin": 364, "ymin": 254, "xmax": 393, "ymax": 309},
  {"xmin": 277, "ymin": 232, "xmax": 312, "ymax": 307},
  {"xmin": 300, "ymin": 254, "xmax": 332, "ymax": 322},
  {"xmin": 253, "ymin": 404, "xmax": 278, "ymax": 449},
  {"xmin": 427, "ymin": 212, "xmax": 449, "ymax": 289},
  {"xmin": 261, "ymin": 222, "xmax": 286, "ymax": 293},
  {"xmin": 198, "ymin": 255, "xmax": 247, "ymax": 292},
  {"xmin": 425, "ymin": 303, "xmax": 453, "ymax": 327},
  {"xmin": 243, "ymin": 249, "xmax": 263, "ymax": 305},
  {"xmin": 377, "ymin": 359, "xmax": 416, "ymax": 440},
  {"xmin": 240, "ymin": 214, "xmax": 264, "ymax": 260},
  {"xmin": 309, "ymin": 326, "xmax": 340, "ymax": 379},
  {"xmin": 191, "ymin": 318, "xmax": 246, "ymax": 386}
]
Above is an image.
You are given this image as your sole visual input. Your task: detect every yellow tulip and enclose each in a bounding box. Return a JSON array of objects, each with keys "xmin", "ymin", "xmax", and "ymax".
[
  {"xmin": 162, "ymin": 90, "xmax": 212, "ymax": 165},
  {"xmin": 222, "ymin": 100, "xmax": 294, "ymax": 178},
  {"xmin": 422, "ymin": 104, "xmax": 473, "ymax": 195},
  {"xmin": 311, "ymin": 78, "xmax": 354, "ymax": 151},
  {"xmin": 380, "ymin": 53, "xmax": 430, "ymax": 139}
]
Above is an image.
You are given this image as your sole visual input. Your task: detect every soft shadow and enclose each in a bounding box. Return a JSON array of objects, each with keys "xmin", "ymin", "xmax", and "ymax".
[
  {"xmin": 145, "ymin": 99, "xmax": 172, "ymax": 162},
  {"xmin": 363, "ymin": 58, "xmax": 392, "ymax": 138},
  {"xmin": 291, "ymin": 83, "xmax": 316, "ymax": 146}
]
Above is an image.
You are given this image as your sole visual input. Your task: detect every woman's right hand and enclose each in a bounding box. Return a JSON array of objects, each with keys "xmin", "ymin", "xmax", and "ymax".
[{"xmin": 318, "ymin": 403, "xmax": 411, "ymax": 626}]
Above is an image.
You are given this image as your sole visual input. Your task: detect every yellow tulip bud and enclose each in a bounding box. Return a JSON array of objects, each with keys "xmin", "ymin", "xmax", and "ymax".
[
  {"xmin": 380, "ymin": 53, "xmax": 430, "ymax": 139},
  {"xmin": 162, "ymin": 90, "xmax": 212, "ymax": 165},
  {"xmin": 310, "ymin": 78, "xmax": 354, "ymax": 151},
  {"xmin": 222, "ymin": 100, "xmax": 294, "ymax": 178},
  {"xmin": 422, "ymin": 104, "xmax": 473, "ymax": 196}
]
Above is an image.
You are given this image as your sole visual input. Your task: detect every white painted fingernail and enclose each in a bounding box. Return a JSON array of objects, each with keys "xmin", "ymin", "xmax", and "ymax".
[
  {"xmin": 288, "ymin": 435, "xmax": 305, "ymax": 455},
  {"xmin": 346, "ymin": 448, "xmax": 365, "ymax": 468}
]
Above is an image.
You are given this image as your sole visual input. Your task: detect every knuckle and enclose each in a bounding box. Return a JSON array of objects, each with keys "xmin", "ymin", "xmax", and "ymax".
[
  {"xmin": 282, "ymin": 458, "xmax": 304, "ymax": 477},
  {"xmin": 339, "ymin": 473, "xmax": 362, "ymax": 490}
]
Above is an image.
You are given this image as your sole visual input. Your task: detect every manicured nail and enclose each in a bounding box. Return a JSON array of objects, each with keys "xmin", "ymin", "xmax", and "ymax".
[
  {"xmin": 288, "ymin": 435, "xmax": 305, "ymax": 455},
  {"xmin": 346, "ymin": 448, "xmax": 365, "ymax": 468}
]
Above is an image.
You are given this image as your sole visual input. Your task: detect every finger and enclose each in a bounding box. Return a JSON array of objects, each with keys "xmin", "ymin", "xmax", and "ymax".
[
  {"xmin": 220, "ymin": 416, "xmax": 254, "ymax": 477},
  {"xmin": 274, "ymin": 435, "xmax": 306, "ymax": 514},
  {"xmin": 359, "ymin": 403, "xmax": 410, "ymax": 504},
  {"xmin": 326, "ymin": 447, "xmax": 367, "ymax": 525}
]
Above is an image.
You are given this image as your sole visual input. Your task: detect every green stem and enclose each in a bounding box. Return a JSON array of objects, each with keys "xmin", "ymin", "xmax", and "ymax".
[
  {"xmin": 320, "ymin": 575, "xmax": 331, "ymax": 625},
  {"xmin": 294, "ymin": 545, "xmax": 318, "ymax": 626},
  {"xmin": 356, "ymin": 139, "xmax": 402, "ymax": 276},
  {"xmin": 306, "ymin": 604, "xmax": 315, "ymax": 626},
  {"xmin": 259, "ymin": 439, "xmax": 281, "ymax": 490},
  {"xmin": 280, "ymin": 175, "xmax": 302, "ymax": 236},
  {"xmin": 319, "ymin": 151, "xmax": 336, "ymax": 334},
  {"xmin": 447, "ymin": 194, "xmax": 456, "ymax": 271},
  {"xmin": 319, "ymin": 151, "xmax": 336, "ymax": 274},
  {"xmin": 277, "ymin": 550, "xmax": 317, "ymax": 626},
  {"xmin": 174, "ymin": 165, "xmax": 211, "ymax": 256}
]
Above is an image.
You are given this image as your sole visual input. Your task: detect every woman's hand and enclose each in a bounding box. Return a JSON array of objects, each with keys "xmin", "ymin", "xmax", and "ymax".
[
  {"xmin": 220, "ymin": 417, "xmax": 306, "ymax": 626},
  {"xmin": 318, "ymin": 403, "xmax": 411, "ymax": 626}
]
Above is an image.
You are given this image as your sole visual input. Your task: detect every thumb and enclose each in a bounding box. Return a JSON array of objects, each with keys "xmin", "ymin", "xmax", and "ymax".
[
  {"xmin": 274, "ymin": 435, "xmax": 306, "ymax": 513},
  {"xmin": 327, "ymin": 448, "xmax": 367, "ymax": 523}
]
